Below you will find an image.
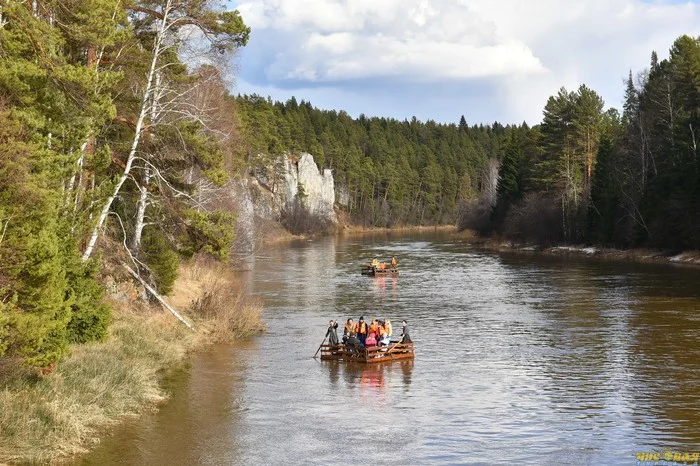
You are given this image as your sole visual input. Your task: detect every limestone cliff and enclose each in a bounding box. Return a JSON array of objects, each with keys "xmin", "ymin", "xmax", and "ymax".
[{"xmin": 231, "ymin": 153, "xmax": 337, "ymax": 253}]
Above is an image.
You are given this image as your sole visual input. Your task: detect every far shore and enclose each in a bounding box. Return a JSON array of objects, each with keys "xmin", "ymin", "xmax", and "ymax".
[
  {"xmin": 255, "ymin": 218, "xmax": 700, "ymax": 270},
  {"xmin": 453, "ymin": 230, "xmax": 700, "ymax": 269},
  {"xmin": 338, "ymin": 224, "xmax": 457, "ymax": 235}
]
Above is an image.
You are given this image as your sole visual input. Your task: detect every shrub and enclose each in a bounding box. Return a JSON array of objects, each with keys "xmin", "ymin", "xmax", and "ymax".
[{"xmin": 142, "ymin": 229, "xmax": 179, "ymax": 296}]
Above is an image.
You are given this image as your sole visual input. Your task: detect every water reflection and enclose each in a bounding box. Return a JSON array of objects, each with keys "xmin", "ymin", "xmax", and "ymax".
[{"xmin": 323, "ymin": 360, "xmax": 414, "ymax": 401}]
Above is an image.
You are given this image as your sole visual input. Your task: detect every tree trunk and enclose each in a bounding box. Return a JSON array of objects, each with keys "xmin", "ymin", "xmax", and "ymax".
[
  {"xmin": 82, "ymin": 1, "xmax": 171, "ymax": 261},
  {"xmin": 131, "ymin": 71, "xmax": 162, "ymax": 254},
  {"xmin": 131, "ymin": 165, "xmax": 151, "ymax": 253}
]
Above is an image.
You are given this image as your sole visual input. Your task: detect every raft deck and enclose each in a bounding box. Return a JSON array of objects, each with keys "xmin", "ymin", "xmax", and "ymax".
[
  {"xmin": 360, "ymin": 267, "xmax": 399, "ymax": 276},
  {"xmin": 320, "ymin": 342, "xmax": 414, "ymax": 364}
]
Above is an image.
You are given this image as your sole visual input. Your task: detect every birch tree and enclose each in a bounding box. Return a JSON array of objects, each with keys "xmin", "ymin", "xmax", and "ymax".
[{"xmin": 82, "ymin": 0, "xmax": 249, "ymax": 261}]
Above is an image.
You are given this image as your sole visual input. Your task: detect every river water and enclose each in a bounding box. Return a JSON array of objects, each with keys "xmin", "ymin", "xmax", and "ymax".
[{"xmin": 79, "ymin": 232, "xmax": 700, "ymax": 465}]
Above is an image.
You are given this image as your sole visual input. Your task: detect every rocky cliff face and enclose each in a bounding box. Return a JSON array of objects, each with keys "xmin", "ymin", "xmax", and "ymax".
[
  {"xmin": 281, "ymin": 154, "xmax": 336, "ymax": 221},
  {"xmin": 232, "ymin": 153, "xmax": 337, "ymax": 252}
]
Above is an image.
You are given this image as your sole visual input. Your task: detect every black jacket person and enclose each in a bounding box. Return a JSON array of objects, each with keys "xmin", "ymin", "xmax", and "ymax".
[{"xmin": 326, "ymin": 320, "xmax": 339, "ymax": 345}]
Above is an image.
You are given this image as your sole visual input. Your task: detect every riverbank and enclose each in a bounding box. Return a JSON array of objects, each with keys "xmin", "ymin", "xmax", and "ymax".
[
  {"xmin": 340, "ymin": 224, "xmax": 457, "ymax": 235},
  {"xmin": 255, "ymin": 215, "xmax": 458, "ymax": 245},
  {"xmin": 454, "ymin": 230, "xmax": 700, "ymax": 269},
  {"xmin": 0, "ymin": 259, "xmax": 264, "ymax": 465}
]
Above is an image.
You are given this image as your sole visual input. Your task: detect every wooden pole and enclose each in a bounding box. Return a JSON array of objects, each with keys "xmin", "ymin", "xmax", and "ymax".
[{"xmin": 313, "ymin": 335, "xmax": 328, "ymax": 359}]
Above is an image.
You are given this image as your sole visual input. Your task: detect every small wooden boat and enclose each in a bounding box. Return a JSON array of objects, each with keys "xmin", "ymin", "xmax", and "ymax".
[
  {"xmin": 320, "ymin": 341, "xmax": 414, "ymax": 364},
  {"xmin": 360, "ymin": 266, "xmax": 399, "ymax": 276}
]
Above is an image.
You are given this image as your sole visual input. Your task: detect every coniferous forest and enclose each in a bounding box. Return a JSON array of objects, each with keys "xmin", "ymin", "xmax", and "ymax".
[{"xmin": 1, "ymin": 0, "xmax": 699, "ymax": 373}]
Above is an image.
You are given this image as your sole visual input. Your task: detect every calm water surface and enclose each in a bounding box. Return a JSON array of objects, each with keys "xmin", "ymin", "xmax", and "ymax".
[{"xmin": 80, "ymin": 232, "xmax": 700, "ymax": 465}]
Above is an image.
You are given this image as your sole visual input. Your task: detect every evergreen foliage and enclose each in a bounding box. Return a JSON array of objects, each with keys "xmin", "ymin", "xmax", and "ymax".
[
  {"xmin": 485, "ymin": 35, "xmax": 700, "ymax": 250},
  {"xmin": 235, "ymin": 95, "xmax": 512, "ymax": 226},
  {"xmin": 0, "ymin": 1, "xmax": 249, "ymax": 367},
  {"xmin": 141, "ymin": 230, "xmax": 179, "ymax": 296}
]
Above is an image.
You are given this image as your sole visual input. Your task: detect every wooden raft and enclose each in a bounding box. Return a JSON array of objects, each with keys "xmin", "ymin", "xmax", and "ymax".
[
  {"xmin": 320, "ymin": 342, "xmax": 414, "ymax": 364},
  {"xmin": 360, "ymin": 266, "xmax": 399, "ymax": 276}
]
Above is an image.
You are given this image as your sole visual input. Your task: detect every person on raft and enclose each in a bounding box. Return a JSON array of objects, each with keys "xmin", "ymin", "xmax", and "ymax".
[
  {"xmin": 356, "ymin": 316, "xmax": 368, "ymax": 346},
  {"xmin": 326, "ymin": 320, "xmax": 339, "ymax": 346},
  {"xmin": 345, "ymin": 332, "xmax": 362, "ymax": 353},
  {"xmin": 401, "ymin": 320, "xmax": 412, "ymax": 343},
  {"xmin": 342, "ymin": 318, "xmax": 355, "ymax": 344}
]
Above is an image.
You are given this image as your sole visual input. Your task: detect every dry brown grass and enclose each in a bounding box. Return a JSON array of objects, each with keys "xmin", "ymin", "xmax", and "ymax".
[
  {"xmin": 173, "ymin": 257, "xmax": 266, "ymax": 340},
  {"xmin": 340, "ymin": 224, "xmax": 457, "ymax": 235},
  {"xmin": 0, "ymin": 258, "xmax": 265, "ymax": 464},
  {"xmin": 0, "ymin": 304, "xmax": 195, "ymax": 464}
]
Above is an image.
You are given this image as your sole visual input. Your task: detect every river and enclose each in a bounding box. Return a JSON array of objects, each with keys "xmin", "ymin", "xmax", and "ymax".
[{"xmin": 78, "ymin": 231, "xmax": 700, "ymax": 465}]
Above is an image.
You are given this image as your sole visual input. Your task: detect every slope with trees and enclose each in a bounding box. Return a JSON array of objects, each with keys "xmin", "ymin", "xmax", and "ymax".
[{"xmin": 0, "ymin": 0, "xmax": 250, "ymax": 368}]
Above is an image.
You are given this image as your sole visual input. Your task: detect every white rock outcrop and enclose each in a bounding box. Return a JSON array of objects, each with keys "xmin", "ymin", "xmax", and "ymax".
[
  {"xmin": 250, "ymin": 152, "xmax": 337, "ymax": 225},
  {"xmin": 282, "ymin": 154, "xmax": 336, "ymax": 222}
]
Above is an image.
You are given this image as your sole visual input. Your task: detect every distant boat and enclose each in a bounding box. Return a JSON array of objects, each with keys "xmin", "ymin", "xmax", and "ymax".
[
  {"xmin": 319, "ymin": 341, "xmax": 414, "ymax": 364},
  {"xmin": 360, "ymin": 265, "xmax": 399, "ymax": 276}
]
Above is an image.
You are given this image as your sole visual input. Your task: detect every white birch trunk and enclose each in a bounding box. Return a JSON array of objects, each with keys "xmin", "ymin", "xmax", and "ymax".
[
  {"xmin": 131, "ymin": 70, "xmax": 161, "ymax": 254},
  {"xmin": 82, "ymin": 1, "xmax": 171, "ymax": 261},
  {"xmin": 131, "ymin": 165, "xmax": 151, "ymax": 253}
]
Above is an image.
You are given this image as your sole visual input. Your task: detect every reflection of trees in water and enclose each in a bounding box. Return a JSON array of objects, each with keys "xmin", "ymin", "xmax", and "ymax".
[{"xmin": 627, "ymin": 296, "xmax": 700, "ymax": 445}]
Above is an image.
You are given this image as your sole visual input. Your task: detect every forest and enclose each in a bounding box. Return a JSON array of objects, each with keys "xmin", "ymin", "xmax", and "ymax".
[
  {"xmin": 0, "ymin": 0, "xmax": 250, "ymax": 368},
  {"xmin": 235, "ymin": 94, "xmax": 511, "ymax": 227},
  {"xmin": 484, "ymin": 35, "xmax": 700, "ymax": 252}
]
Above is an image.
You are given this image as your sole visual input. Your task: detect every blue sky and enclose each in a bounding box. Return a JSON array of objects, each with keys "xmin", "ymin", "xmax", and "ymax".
[{"xmin": 228, "ymin": 0, "xmax": 699, "ymax": 125}]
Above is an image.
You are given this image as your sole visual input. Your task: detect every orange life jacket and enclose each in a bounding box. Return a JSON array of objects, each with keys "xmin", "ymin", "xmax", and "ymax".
[
  {"xmin": 369, "ymin": 323, "xmax": 378, "ymax": 334},
  {"xmin": 344, "ymin": 322, "xmax": 355, "ymax": 334},
  {"xmin": 378, "ymin": 324, "xmax": 387, "ymax": 337},
  {"xmin": 385, "ymin": 322, "xmax": 392, "ymax": 336},
  {"xmin": 357, "ymin": 321, "xmax": 367, "ymax": 335}
]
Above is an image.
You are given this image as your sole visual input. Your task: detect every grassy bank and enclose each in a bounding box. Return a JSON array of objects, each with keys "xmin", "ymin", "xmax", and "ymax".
[{"xmin": 0, "ymin": 259, "xmax": 264, "ymax": 465}]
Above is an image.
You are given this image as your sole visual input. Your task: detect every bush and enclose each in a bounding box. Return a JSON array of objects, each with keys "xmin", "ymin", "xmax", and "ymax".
[
  {"xmin": 457, "ymin": 199, "xmax": 493, "ymax": 236},
  {"xmin": 142, "ymin": 229, "xmax": 179, "ymax": 296},
  {"xmin": 65, "ymin": 256, "xmax": 111, "ymax": 344},
  {"xmin": 502, "ymin": 192, "xmax": 564, "ymax": 246},
  {"xmin": 280, "ymin": 202, "xmax": 334, "ymax": 235}
]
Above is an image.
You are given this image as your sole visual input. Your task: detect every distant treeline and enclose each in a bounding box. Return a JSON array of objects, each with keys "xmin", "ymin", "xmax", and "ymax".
[{"xmin": 235, "ymin": 95, "xmax": 515, "ymax": 226}]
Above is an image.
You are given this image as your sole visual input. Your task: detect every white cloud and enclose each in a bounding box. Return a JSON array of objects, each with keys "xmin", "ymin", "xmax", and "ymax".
[
  {"xmin": 237, "ymin": 0, "xmax": 547, "ymax": 81},
  {"xmin": 232, "ymin": 0, "xmax": 700, "ymax": 123}
]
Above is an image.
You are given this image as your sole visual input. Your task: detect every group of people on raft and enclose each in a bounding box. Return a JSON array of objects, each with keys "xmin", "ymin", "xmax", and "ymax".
[
  {"xmin": 325, "ymin": 316, "xmax": 411, "ymax": 348},
  {"xmin": 368, "ymin": 257, "xmax": 398, "ymax": 271}
]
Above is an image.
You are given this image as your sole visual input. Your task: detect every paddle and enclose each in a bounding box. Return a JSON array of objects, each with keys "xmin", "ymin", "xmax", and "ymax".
[
  {"xmin": 313, "ymin": 335, "xmax": 328, "ymax": 359},
  {"xmin": 386, "ymin": 335, "xmax": 408, "ymax": 354}
]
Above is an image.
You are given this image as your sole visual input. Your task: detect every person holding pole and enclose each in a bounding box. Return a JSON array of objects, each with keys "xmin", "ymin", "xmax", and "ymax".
[
  {"xmin": 314, "ymin": 319, "xmax": 339, "ymax": 358},
  {"xmin": 326, "ymin": 320, "xmax": 339, "ymax": 346},
  {"xmin": 401, "ymin": 320, "xmax": 412, "ymax": 343}
]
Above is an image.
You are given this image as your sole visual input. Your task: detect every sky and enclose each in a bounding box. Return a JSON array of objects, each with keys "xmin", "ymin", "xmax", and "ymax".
[{"xmin": 228, "ymin": 0, "xmax": 700, "ymax": 126}]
